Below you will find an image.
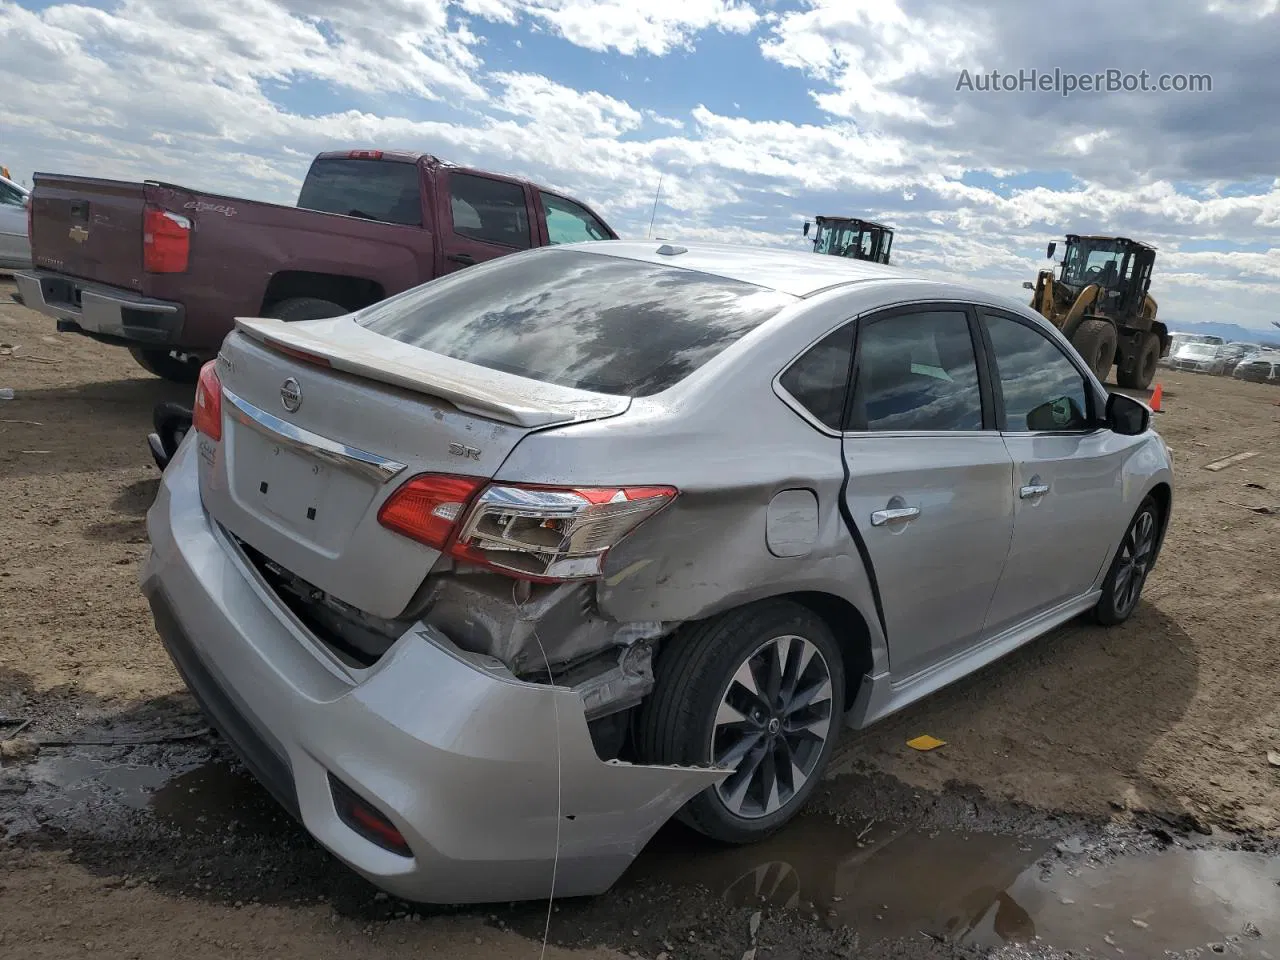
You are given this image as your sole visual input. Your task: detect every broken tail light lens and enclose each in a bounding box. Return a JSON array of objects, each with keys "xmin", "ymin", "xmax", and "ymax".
[
  {"xmin": 143, "ymin": 205, "xmax": 191, "ymax": 273},
  {"xmin": 192, "ymin": 360, "xmax": 222, "ymax": 442},
  {"xmin": 453, "ymin": 483, "xmax": 676, "ymax": 581},
  {"xmin": 377, "ymin": 477, "xmax": 677, "ymax": 582}
]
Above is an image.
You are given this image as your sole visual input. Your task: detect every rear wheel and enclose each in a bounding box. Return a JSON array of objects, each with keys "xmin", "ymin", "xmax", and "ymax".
[
  {"xmin": 1072, "ymin": 319, "xmax": 1118, "ymax": 382},
  {"xmin": 128, "ymin": 347, "xmax": 201, "ymax": 384},
  {"xmin": 635, "ymin": 600, "xmax": 845, "ymax": 844},
  {"xmin": 1093, "ymin": 496, "xmax": 1161, "ymax": 625},
  {"xmin": 1117, "ymin": 332, "xmax": 1161, "ymax": 390},
  {"xmin": 265, "ymin": 297, "xmax": 347, "ymax": 322}
]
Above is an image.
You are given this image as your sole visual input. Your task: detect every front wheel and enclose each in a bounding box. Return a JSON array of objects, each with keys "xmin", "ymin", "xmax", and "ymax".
[
  {"xmin": 1072, "ymin": 319, "xmax": 1118, "ymax": 382},
  {"xmin": 1093, "ymin": 496, "xmax": 1161, "ymax": 626},
  {"xmin": 635, "ymin": 600, "xmax": 845, "ymax": 844}
]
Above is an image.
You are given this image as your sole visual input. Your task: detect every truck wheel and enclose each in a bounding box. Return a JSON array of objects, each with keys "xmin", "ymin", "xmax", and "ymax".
[
  {"xmin": 128, "ymin": 348, "xmax": 201, "ymax": 384},
  {"xmin": 635, "ymin": 599, "xmax": 845, "ymax": 844},
  {"xmin": 266, "ymin": 297, "xmax": 347, "ymax": 322},
  {"xmin": 1072, "ymin": 319, "xmax": 1118, "ymax": 382},
  {"xmin": 1116, "ymin": 332, "xmax": 1161, "ymax": 390}
]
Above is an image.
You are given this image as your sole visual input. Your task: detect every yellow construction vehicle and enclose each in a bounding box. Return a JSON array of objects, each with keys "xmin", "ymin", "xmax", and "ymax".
[
  {"xmin": 803, "ymin": 216, "xmax": 894, "ymax": 264},
  {"xmin": 1026, "ymin": 234, "xmax": 1169, "ymax": 389}
]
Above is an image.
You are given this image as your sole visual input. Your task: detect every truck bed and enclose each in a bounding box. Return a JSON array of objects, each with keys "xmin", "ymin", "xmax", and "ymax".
[{"xmin": 27, "ymin": 174, "xmax": 436, "ymax": 352}]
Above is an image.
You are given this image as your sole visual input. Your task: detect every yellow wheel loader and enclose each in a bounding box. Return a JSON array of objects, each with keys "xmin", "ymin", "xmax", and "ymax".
[
  {"xmin": 1026, "ymin": 235, "xmax": 1169, "ymax": 389},
  {"xmin": 803, "ymin": 216, "xmax": 894, "ymax": 264}
]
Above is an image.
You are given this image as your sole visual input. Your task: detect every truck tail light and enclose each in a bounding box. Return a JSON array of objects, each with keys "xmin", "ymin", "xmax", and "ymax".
[
  {"xmin": 378, "ymin": 476, "xmax": 676, "ymax": 582},
  {"xmin": 348, "ymin": 150, "xmax": 384, "ymax": 160},
  {"xmin": 143, "ymin": 205, "xmax": 191, "ymax": 273},
  {"xmin": 193, "ymin": 360, "xmax": 222, "ymax": 442}
]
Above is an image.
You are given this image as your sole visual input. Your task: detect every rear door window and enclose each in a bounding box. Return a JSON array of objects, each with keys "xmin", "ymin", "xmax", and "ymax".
[
  {"xmin": 851, "ymin": 309, "xmax": 985, "ymax": 432},
  {"xmin": 448, "ymin": 173, "xmax": 531, "ymax": 249},
  {"xmin": 355, "ymin": 249, "xmax": 795, "ymax": 396},
  {"xmin": 297, "ymin": 158, "xmax": 423, "ymax": 226}
]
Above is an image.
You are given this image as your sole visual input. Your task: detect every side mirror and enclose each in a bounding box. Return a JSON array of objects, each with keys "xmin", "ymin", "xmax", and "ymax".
[
  {"xmin": 803, "ymin": 221, "xmax": 811, "ymax": 237},
  {"xmin": 1106, "ymin": 392, "xmax": 1151, "ymax": 436},
  {"xmin": 1022, "ymin": 280, "xmax": 1034, "ymax": 290},
  {"xmin": 1046, "ymin": 241, "xmax": 1057, "ymax": 259}
]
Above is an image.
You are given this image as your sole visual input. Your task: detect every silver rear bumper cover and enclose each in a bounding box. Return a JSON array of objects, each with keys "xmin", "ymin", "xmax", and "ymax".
[
  {"xmin": 14, "ymin": 269, "xmax": 182, "ymax": 344},
  {"xmin": 142, "ymin": 439, "xmax": 723, "ymax": 904}
]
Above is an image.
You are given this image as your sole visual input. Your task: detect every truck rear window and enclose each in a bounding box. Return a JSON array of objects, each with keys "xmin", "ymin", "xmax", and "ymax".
[
  {"xmin": 297, "ymin": 158, "xmax": 422, "ymax": 226},
  {"xmin": 354, "ymin": 250, "xmax": 795, "ymax": 396}
]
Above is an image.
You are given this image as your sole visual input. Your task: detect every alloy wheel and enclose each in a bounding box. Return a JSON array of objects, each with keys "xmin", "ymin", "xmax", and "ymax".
[
  {"xmin": 710, "ymin": 634, "xmax": 834, "ymax": 819},
  {"xmin": 1113, "ymin": 509, "xmax": 1157, "ymax": 616}
]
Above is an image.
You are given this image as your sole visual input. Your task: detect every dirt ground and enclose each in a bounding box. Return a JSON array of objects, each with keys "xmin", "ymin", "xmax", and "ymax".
[{"xmin": 2, "ymin": 276, "xmax": 1278, "ymax": 959}]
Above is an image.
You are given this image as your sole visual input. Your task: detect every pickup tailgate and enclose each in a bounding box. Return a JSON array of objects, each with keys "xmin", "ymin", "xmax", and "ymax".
[
  {"xmin": 29, "ymin": 175, "xmax": 147, "ymax": 289},
  {"xmin": 199, "ymin": 316, "xmax": 630, "ymax": 620}
]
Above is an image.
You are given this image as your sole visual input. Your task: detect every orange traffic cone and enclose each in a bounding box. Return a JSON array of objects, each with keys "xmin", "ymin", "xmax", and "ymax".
[{"xmin": 1149, "ymin": 382, "xmax": 1163, "ymax": 412}]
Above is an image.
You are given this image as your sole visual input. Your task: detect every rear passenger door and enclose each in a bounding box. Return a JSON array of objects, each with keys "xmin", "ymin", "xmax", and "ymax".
[
  {"xmin": 978, "ymin": 309, "xmax": 1131, "ymax": 634},
  {"xmin": 438, "ymin": 171, "xmax": 534, "ymax": 274},
  {"xmin": 839, "ymin": 305, "xmax": 1015, "ymax": 678}
]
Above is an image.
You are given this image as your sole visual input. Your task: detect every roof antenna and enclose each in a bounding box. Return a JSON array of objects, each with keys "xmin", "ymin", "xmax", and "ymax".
[{"xmin": 647, "ymin": 175, "xmax": 663, "ymax": 239}]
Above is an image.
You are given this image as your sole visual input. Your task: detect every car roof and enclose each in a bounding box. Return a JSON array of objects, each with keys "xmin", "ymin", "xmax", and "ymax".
[{"xmin": 562, "ymin": 240, "xmax": 926, "ymax": 298}]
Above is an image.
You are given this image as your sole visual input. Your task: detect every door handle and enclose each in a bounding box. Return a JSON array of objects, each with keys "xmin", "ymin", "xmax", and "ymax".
[
  {"xmin": 446, "ymin": 253, "xmax": 476, "ymax": 266},
  {"xmin": 1019, "ymin": 483, "xmax": 1050, "ymax": 499},
  {"xmin": 870, "ymin": 506, "xmax": 920, "ymax": 527}
]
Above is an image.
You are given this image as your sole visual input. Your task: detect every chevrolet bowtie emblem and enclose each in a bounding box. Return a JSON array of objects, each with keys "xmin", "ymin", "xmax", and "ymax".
[{"xmin": 68, "ymin": 225, "xmax": 89, "ymax": 243}]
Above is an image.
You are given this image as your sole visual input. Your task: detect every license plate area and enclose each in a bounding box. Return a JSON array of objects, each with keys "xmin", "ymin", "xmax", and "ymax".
[{"xmin": 230, "ymin": 425, "xmax": 375, "ymax": 553}]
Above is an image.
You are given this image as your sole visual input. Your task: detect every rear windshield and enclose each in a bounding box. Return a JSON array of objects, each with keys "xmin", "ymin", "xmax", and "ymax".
[
  {"xmin": 354, "ymin": 249, "xmax": 794, "ymax": 396},
  {"xmin": 297, "ymin": 158, "xmax": 422, "ymax": 226}
]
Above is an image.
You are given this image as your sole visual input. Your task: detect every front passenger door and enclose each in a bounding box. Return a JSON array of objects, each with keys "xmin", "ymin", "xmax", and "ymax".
[
  {"xmin": 840, "ymin": 306, "xmax": 1015, "ymax": 678},
  {"xmin": 979, "ymin": 310, "xmax": 1133, "ymax": 634}
]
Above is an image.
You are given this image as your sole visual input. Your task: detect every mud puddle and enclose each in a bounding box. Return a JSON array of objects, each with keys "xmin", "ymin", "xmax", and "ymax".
[
  {"xmin": 12, "ymin": 752, "xmax": 1280, "ymax": 957},
  {"xmin": 631, "ymin": 816, "xmax": 1279, "ymax": 956},
  {"xmin": 11, "ymin": 747, "xmax": 290, "ymax": 838}
]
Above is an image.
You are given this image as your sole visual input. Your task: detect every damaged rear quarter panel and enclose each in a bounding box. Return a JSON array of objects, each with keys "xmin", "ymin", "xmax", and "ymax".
[{"xmin": 491, "ymin": 287, "xmax": 891, "ymax": 661}]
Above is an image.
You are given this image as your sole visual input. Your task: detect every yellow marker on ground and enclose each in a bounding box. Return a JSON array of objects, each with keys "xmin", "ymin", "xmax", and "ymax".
[{"xmin": 906, "ymin": 734, "xmax": 946, "ymax": 751}]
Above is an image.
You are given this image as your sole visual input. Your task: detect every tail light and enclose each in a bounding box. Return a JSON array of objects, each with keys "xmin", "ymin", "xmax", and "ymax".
[
  {"xmin": 193, "ymin": 360, "xmax": 222, "ymax": 441},
  {"xmin": 378, "ymin": 476, "xmax": 676, "ymax": 582},
  {"xmin": 348, "ymin": 150, "xmax": 384, "ymax": 160},
  {"xmin": 143, "ymin": 205, "xmax": 191, "ymax": 273}
]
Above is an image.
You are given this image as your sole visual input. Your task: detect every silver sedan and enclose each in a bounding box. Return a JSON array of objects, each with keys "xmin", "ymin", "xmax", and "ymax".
[{"xmin": 143, "ymin": 240, "xmax": 1173, "ymax": 903}]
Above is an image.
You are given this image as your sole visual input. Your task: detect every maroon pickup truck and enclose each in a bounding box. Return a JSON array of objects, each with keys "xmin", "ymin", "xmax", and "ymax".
[{"xmin": 15, "ymin": 150, "xmax": 617, "ymax": 382}]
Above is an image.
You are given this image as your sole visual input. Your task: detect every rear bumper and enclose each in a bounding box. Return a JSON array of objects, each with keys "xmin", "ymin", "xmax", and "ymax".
[
  {"xmin": 13, "ymin": 269, "xmax": 183, "ymax": 345},
  {"xmin": 142, "ymin": 440, "xmax": 722, "ymax": 904}
]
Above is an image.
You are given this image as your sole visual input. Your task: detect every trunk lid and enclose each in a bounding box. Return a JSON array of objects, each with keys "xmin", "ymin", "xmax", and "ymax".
[
  {"xmin": 199, "ymin": 317, "xmax": 630, "ymax": 619},
  {"xmin": 30, "ymin": 175, "xmax": 147, "ymax": 289}
]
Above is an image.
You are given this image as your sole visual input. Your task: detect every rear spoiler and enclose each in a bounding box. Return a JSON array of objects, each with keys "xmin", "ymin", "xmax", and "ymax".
[{"xmin": 232, "ymin": 316, "xmax": 630, "ymax": 429}]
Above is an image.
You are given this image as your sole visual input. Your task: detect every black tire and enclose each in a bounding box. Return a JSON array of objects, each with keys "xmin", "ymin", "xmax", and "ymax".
[
  {"xmin": 128, "ymin": 347, "xmax": 201, "ymax": 384},
  {"xmin": 635, "ymin": 599, "xmax": 845, "ymax": 844},
  {"xmin": 1093, "ymin": 495, "xmax": 1161, "ymax": 626},
  {"xmin": 265, "ymin": 297, "xmax": 347, "ymax": 322},
  {"xmin": 1117, "ymin": 332, "xmax": 1161, "ymax": 390},
  {"xmin": 152, "ymin": 400, "xmax": 193, "ymax": 461},
  {"xmin": 1072, "ymin": 319, "xmax": 1118, "ymax": 381}
]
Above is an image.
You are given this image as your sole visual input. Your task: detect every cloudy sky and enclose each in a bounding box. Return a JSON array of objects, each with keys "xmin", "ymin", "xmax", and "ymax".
[{"xmin": 2, "ymin": 0, "xmax": 1278, "ymax": 331}]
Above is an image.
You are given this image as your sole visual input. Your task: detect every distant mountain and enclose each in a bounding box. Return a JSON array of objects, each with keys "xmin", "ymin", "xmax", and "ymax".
[{"xmin": 1166, "ymin": 319, "xmax": 1280, "ymax": 347}]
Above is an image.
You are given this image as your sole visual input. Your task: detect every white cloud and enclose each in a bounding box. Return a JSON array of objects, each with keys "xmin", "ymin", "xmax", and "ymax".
[
  {"xmin": 485, "ymin": 0, "xmax": 763, "ymax": 56},
  {"xmin": 1, "ymin": 0, "xmax": 1278, "ymax": 332}
]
